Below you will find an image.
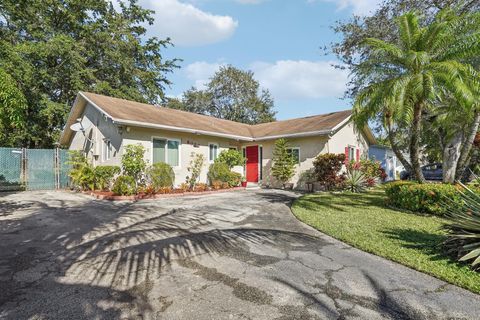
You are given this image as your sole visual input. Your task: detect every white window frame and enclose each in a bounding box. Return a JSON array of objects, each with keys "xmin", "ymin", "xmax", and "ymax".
[
  {"xmin": 102, "ymin": 139, "xmax": 112, "ymax": 162},
  {"xmin": 151, "ymin": 136, "xmax": 182, "ymax": 168},
  {"xmin": 287, "ymin": 147, "xmax": 301, "ymax": 165},
  {"xmin": 208, "ymin": 143, "xmax": 219, "ymax": 163}
]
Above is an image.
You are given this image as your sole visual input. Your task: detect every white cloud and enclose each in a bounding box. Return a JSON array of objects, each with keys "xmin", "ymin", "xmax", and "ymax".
[
  {"xmin": 139, "ymin": 0, "xmax": 238, "ymax": 46},
  {"xmin": 185, "ymin": 61, "xmax": 224, "ymax": 89},
  {"xmin": 309, "ymin": 0, "xmax": 382, "ymax": 16},
  {"xmin": 184, "ymin": 60, "xmax": 349, "ymax": 101},
  {"xmin": 250, "ymin": 60, "xmax": 348, "ymax": 100}
]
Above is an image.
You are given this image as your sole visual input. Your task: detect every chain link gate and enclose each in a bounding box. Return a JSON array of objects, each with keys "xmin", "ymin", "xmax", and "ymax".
[{"xmin": 0, "ymin": 147, "xmax": 70, "ymax": 191}]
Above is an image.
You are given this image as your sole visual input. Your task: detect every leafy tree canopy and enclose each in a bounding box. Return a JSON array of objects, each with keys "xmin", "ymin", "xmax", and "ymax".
[
  {"xmin": 0, "ymin": 68, "xmax": 28, "ymax": 147},
  {"xmin": 332, "ymin": 0, "xmax": 479, "ymax": 99},
  {"xmin": 166, "ymin": 65, "xmax": 276, "ymax": 124},
  {"xmin": 0, "ymin": 0, "xmax": 178, "ymax": 148}
]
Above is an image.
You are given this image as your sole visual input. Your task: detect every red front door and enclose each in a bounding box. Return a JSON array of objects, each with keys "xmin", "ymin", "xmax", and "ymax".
[{"xmin": 246, "ymin": 146, "xmax": 259, "ymax": 182}]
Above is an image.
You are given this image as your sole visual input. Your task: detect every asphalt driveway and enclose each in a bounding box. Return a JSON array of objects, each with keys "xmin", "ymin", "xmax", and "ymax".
[{"xmin": 0, "ymin": 189, "xmax": 479, "ymax": 319}]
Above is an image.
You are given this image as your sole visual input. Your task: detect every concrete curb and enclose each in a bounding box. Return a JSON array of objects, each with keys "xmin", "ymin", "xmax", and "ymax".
[{"xmin": 86, "ymin": 187, "xmax": 246, "ymax": 201}]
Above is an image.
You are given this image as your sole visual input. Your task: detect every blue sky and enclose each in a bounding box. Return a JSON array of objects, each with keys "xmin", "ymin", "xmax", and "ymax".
[{"xmin": 138, "ymin": 0, "xmax": 381, "ymax": 120}]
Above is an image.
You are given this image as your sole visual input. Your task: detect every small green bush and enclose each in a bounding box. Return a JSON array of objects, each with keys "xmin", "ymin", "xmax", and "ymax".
[
  {"xmin": 94, "ymin": 166, "xmax": 120, "ymax": 191},
  {"xmin": 216, "ymin": 149, "xmax": 245, "ymax": 168},
  {"xmin": 112, "ymin": 175, "xmax": 136, "ymax": 196},
  {"xmin": 121, "ymin": 144, "xmax": 147, "ymax": 185},
  {"xmin": 207, "ymin": 162, "xmax": 241, "ymax": 187},
  {"xmin": 385, "ymin": 181, "xmax": 471, "ymax": 215},
  {"xmin": 147, "ymin": 162, "xmax": 175, "ymax": 190},
  {"xmin": 68, "ymin": 151, "xmax": 96, "ymax": 191}
]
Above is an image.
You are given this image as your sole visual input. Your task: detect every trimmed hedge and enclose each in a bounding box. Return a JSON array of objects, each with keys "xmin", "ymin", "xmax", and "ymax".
[
  {"xmin": 207, "ymin": 162, "xmax": 241, "ymax": 187},
  {"xmin": 112, "ymin": 175, "xmax": 136, "ymax": 196},
  {"xmin": 384, "ymin": 181, "xmax": 468, "ymax": 216},
  {"xmin": 147, "ymin": 162, "xmax": 175, "ymax": 190}
]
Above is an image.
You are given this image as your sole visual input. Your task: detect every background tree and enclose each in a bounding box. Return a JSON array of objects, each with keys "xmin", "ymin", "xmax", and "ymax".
[
  {"xmin": 166, "ymin": 65, "xmax": 276, "ymax": 124},
  {"xmin": 0, "ymin": 68, "xmax": 27, "ymax": 147},
  {"xmin": 353, "ymin": 10, "xmax": 480, "ymax": 182},
  {"xmin": 332, "ymin": 0, "xmax": 479, "ymax": 99},
  {"xmin": 0, "ymin": 0, "xmax": 178, "ymax": 148}
]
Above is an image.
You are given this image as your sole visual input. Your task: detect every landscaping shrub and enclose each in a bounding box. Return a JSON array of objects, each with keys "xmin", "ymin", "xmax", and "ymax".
[
  {"xmin": 216, "ymin": 149, "xmax": 245, "ymax": 169},
  {"xmin": 194, "ymin": 183, "xmax": 209, "ymax": 192},
  {"xmin": 271, "ymin": 138, "xmax": 296, "ymax": 186},
  {"xmin": 147, "ymin": 162, "xmax": 175, "ymax": 191},
  {"xmin": 186, "ymin": 152, "xmax": 205, "ymax": 190},
  {"xmin": 345, "ymin": 168, "xmax": 366, "ymax": 193},
  {"xmin": 347, "ymin": 159, "xmax": 385, "ymax": 187},
  {"xmin": 94, "ymin": 165, "xmax": 120, "ymax": 191},
  {"xmin": 443, "ymin": 184, "xmax": 480, "ymax": 270},
  {"xmin": 207, "ymin": 162, "xmax": 241, "ymax": 187},
  {"xmin": 211, "ymin": 180, "xmax": 223, "ymax": 190},
  {"xmin": 112, "ymin": 175, "xmax": 136, "ymax": 196},
  {"xmin": 121, "ymin": 144, "xmax": 147, "ymax": 187},
  {"xmin": 385, "ymin": 181, "xmax": 471, "ymax": 215},
  {"xmin": 313, "ymin": 153, "xmax": 346, "ymax": 190},
  {"xmin": 67, "ymin": 151, "xmax": 95, "ymax": 191}
]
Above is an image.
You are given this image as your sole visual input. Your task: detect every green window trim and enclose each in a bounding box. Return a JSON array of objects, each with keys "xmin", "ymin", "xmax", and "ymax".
[
  {"xmin": 287, "ymin": 147, "xmax": 300, "ymax": 164},
  {"xmin": 153, "ymin": 138, "xmax": 180, "ymax": 167},
  {"xmin": 209, "ymin": 143, "xmax": 219, "ymax": 162}
]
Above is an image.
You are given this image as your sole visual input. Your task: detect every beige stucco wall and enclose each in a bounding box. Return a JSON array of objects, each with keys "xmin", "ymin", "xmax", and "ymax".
[
  {"xmin": 68, "ymin": 105, "xmax": 370, "ymax": 189},
  {"xmin": 122, "ymin": 127, "xmax": 241, "ymax": 186},
  {"xmin": 244, "ymin": 121, "xmax": 370, "ymax": 190},
  {"xmin": 69, "ymin": 103, "xmax": 122, "ymax": 166}
]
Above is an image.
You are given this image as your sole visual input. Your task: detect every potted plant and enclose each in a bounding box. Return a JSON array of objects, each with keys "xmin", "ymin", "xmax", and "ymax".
[
  {"xmin": 300, "ymin": 169, "xmax": 315, "ymax": 193},
  {"xmin": 240, "ymin": 176, "xmax": 247, "ymax": 187},
  {"xmin": 271, "ymin": 138, "xmax": 296, "ymax": 190}
]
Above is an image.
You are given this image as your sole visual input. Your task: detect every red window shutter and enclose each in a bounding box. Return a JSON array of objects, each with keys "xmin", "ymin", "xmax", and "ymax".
[
  {"xmin": 356, "ymin": 149, "xmax": 360, "ymax": 161},
  {"xmin": 345, "ymin": 147, "xmax": 349, "ymax": 164}
]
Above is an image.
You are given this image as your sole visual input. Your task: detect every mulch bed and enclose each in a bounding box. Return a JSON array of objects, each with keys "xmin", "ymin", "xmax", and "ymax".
[{"xmin": 83, "ymin": 187, "xmax": 246, "ymax": 201}]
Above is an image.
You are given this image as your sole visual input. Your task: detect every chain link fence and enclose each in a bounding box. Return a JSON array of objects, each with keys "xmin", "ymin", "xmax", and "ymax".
[{"xmin": 0, "ymin": 147, "xmax": 70, "ymax": 191}]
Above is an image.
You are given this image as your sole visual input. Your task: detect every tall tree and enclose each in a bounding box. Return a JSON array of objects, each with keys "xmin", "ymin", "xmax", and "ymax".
[
  {"xmin": 0, "ymin": 68, "xmax": 27, "ymax": 147},
  {"xmin": 0, "ymin": 0, "xmax": 178, "ymax": 148},
  {"xmin": 166, "ymin": 65, "xmax": 276, "ymax": 124},
  {"xmin": 353, "ymin": 10, "xmax": 480, "ymax": 182},
  {"xmin": 332, "ymin": 0, "xmax": 479, "ymax": 99}
]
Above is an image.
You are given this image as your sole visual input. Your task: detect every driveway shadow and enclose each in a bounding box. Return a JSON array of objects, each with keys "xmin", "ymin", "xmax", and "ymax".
[{"xmin": 0, "ymin": 191, "xmax": 325, "ymax": 318}]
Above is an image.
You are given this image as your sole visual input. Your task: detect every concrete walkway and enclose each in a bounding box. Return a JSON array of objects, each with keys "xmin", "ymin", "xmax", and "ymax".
[{"xmin": 0, "ymin": 189, "xmax": 479, "ymax": 319}]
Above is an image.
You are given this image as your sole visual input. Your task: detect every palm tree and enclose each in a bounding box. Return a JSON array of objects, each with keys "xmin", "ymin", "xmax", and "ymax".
[{"xmin": 353, "ymin": 9, "xmax": 480, "ymax": 183}]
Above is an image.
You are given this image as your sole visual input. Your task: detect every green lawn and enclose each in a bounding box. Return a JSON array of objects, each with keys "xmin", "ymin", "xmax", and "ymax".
[{"xmin": 291, "ymin": 189, "xmax": 480, "ymax": 294}]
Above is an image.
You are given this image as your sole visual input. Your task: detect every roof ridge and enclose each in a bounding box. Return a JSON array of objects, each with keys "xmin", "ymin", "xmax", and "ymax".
[{"xmin": 82, "ymin": 91, "xmax": 253, "ymax": 128}]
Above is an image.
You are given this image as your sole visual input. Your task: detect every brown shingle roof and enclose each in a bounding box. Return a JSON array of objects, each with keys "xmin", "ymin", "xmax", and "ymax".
[
  {"xmin": 81, "ymin": 92, "xmax": 253, "ymax": 138},
  {"xmin": 250, "ymin": 110, "xmax": 352, "ymax": 138},
  {"xmin": 61, "ymin": 92, "xmax": 353, "ymax": 144}
]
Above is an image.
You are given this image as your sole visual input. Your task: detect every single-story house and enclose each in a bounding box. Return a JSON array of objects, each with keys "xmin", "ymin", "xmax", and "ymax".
[{"xmin": 60, "ymin": 92, "xmax": 376, "ymax": 189}]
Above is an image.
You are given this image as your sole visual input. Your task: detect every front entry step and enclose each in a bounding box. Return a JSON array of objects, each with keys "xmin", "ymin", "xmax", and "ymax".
[{"xmin": 246, "ymin": 182, "xmax": 260, "ymax": 189}]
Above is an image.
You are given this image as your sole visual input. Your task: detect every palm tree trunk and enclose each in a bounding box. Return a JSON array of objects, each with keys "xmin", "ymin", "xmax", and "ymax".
[
  {"xmin": 386, "ymin": 122, "xmax": 412, "ymax": 173},
  {"xmin": 410, "ymin": 101, "xmax": 426, "ymax": 183},
  {"xmin": 455, "ymin": 110, "xmax": 480, "ymax": 181},
  {"xmin": 443, "ymin": 131, "xmax": 462, "ymax": 183}
]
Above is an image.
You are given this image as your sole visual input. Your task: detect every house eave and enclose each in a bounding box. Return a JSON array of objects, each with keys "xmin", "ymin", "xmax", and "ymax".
[
  {"xmin": 253, "ymin": 130, "xmax": 332, "ymax": 141},
  {"xmin": 114, "ymin": 119, "xmax": 254, "ymax": 141}
]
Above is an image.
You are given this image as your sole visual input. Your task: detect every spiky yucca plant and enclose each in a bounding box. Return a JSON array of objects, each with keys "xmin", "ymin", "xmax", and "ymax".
[
  {"xmin": 444, "ymin": 183, "xmax": 480, "ymax": 269},
  {"xmin": 345, "ymin": 169, "xmax": 366, "ymax": 193}
]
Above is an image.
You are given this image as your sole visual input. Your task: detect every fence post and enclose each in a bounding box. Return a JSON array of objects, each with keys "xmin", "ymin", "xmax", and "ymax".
[
  {"xmin": 55, "ymin": 148, "xmax": 60, "ymax": 190},
  {"xmin": 21, "ymin": 148, "xmax": 27, "ymax": 188}
]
